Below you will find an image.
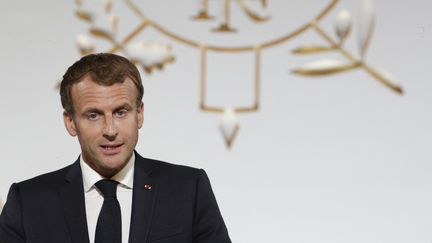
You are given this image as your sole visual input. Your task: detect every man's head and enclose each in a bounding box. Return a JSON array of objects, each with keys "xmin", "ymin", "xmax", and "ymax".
[
  {"xmin": 60, "ymin": 53, "xmax": 144, "ymax": 178},
  {"xmin": 60, "ymin": 53, "xmax": 143, "ymax": 116}
]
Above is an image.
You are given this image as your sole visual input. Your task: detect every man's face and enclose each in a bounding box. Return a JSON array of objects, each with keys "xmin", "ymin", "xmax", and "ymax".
[{"xmin": 63, "ymin": 76, "xmax": 144, "ymax": 178}]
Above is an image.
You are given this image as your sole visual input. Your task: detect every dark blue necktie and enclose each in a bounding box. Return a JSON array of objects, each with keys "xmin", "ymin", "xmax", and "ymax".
[{"xmin": 95, "ymin": 179, "xmax": 121, "ymax": 243}]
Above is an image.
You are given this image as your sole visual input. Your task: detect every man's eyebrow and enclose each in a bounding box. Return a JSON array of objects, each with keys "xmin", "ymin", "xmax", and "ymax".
[
  {"xmin": 82, "ymin": 108, "xmax": 103, "ymax": 114},
  {"xmin": 80, "ymin": 103, "xmax": 133, "ymax": 115},
  {"xmin": 115, "ymin": 103, "xmax": 133, "ymax": 110}
]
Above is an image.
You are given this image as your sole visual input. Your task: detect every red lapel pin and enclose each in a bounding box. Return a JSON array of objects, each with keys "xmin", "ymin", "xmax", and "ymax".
[{"xmin": 144, "ymin": 184, "xmax": 152, "ymax": 190}]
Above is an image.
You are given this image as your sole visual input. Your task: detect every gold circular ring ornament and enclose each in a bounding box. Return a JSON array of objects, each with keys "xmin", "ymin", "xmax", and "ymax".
[{"xmin": 124, "ymin": 0, "xmax": 339, "ymax": 52}]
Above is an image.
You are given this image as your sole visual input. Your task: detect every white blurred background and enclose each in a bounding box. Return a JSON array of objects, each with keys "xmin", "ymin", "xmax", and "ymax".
[{"xmin": 0, "ymin": 0, "xmax": 431, "ymax": 242}]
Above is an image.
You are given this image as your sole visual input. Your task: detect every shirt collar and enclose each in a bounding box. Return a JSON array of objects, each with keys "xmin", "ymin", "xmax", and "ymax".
[{"xmin": 80, "ymin": 153, "xmax": 135, "ymax": 192}]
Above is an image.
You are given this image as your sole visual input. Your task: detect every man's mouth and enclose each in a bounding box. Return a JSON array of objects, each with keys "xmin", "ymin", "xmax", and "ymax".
[{"xmin": 100, "ymin": 144, "xmax": 123, "ymax": 155}]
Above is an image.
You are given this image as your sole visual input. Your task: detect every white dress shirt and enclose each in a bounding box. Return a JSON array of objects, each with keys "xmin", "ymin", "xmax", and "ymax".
[{"xmin": 80, "ymin": 154, "xmax": 135, "ymax": 243}]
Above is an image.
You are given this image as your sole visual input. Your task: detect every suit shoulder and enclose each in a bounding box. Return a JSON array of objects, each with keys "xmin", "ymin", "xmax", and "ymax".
[
  {"xmin": 16, "ymin": 163, "xmax": 74, "ymax": 189},
  {"xmin": 148, "ymin": 157, "xmax": 200, "ymax": 173},
  {"xmin": 139, "ymin": 156, "xmax": 202, "ymax": 180}
]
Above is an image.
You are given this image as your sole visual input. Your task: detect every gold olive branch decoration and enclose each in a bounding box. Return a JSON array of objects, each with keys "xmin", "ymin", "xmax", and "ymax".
[
  {"xmin": 74, "ymin": 0, "xmax": 175, "ymax": 74},
  {"xmin": 69, "ymin": 0, "xmax": 403, "ymax": 148},
  {"xmin": 292, "ymin": 0, "xmax": 403, "ymax": 94}
]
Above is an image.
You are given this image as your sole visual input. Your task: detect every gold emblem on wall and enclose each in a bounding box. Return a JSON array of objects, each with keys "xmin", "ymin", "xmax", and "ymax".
[
  {"xmin": 191, "ymin": 0, "xmax": 270, "ymax": 32},
  {"xmin": 72, "ymin": 0, "xmax": 403, "ymax": 149}
]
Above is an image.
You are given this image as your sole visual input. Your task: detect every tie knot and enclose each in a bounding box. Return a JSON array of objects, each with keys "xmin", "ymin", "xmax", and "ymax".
[{"xmin": 95, "ymin": 179, "xmax": 119, "ymax": 198}]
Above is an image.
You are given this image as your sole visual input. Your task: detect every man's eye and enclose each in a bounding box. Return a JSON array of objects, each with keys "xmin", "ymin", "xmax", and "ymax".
[
  {"xmin": 87, "ymin": 113, "xmax": 99, "ymax": 120},
  {"xmin": 115, "ymin": 109, "xmax": 128, "ymax": 117}
]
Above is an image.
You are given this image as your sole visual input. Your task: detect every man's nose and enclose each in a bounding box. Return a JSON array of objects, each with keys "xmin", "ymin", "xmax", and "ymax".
[{"xmin": 103, "ymin": 116, "xmax": 118, "ymax": 139}]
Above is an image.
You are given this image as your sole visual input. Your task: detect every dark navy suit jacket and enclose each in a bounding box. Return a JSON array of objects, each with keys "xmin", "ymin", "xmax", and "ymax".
[{"xmin": 0, "ymin": 152, "xmax": 231, "ymax": 243}]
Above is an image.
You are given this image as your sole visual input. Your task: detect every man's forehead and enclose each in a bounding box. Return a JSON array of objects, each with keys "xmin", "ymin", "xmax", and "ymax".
[
  {"xmin": 71, "ymin": 77, "xmax": 136, "ymax": 104},
  {"xmin": 72, "ymin": 76, "xmax": 136, "ymax": 94}
]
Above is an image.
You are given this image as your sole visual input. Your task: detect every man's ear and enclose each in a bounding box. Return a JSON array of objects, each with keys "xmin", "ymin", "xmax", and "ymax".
[
  {"xmin": 137, "ymin": 102, "xmax": 144, "ymax": 129},
  {"xmin": 63, "ymin": 111, "xmax": 78, "ymax": 136}
]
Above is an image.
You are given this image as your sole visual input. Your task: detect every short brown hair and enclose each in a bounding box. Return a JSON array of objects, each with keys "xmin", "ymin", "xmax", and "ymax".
[{"xmin": 60, "ymin": 53, "xmax": 144, "ymax": 116}]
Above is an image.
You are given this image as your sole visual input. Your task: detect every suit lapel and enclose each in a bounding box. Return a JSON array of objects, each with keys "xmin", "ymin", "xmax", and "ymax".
[
  {"xmin": 129, "ymin": 152, "xmax": 158, "ymax": 243},
  {"xmin": 59, "ymin": 159, "xmax": 90, "ymax": 243}
]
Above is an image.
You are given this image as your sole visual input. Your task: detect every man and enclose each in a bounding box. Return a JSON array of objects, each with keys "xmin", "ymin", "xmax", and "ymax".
[{"xmin": 0, "ymin": 53, "xmax": 231, "ymax": 243}]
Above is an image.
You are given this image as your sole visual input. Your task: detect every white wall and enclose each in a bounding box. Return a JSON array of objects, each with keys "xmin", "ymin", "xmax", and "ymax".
[{"xmin": 0, "ymin": 0, "xmax": 431, "ymax": 242}]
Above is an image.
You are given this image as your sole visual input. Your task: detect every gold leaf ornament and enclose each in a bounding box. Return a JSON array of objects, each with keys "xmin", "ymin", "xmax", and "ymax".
[
  {"xmin": 89, "ymin": 14, "xmax": 118, "ymax": 40},
  {"xmin": 358, "ymin": 0, "xmax": 375, "ymax": 59},
  {"xmin": 77, "ymin": 0, "xmax": 116, "ymax": 40},
  {"xmin": 76, "ymin": 34, "xmax": 96, "ymax": 55},
  {"xmin": 219, "ymin": 108, "xmax": 240, "ymax": 149},
  {"xmin": 104, "ymin": 0, "xmax": 112, "ymax": 12},
  {"xmin": 293, "ymin": 59, "xmax": 360, "ymax": 76},
  {"xmin": 292, "ymin": 44, "xmax": 335, "ymax": 54},
  {"xmin": 125, "ymin": 41, "xmax": 175, "ymax": 74},
  {"xmin": 75, "ymin": 9, "xmax": 93, "ymax": 22},
  {"xmin": 335, "ymin": 10, "xmax": 352, "ymax": 44},
  {"xmin": 364, "ymin": 65, "xmax": 403, "ymax": 94}
]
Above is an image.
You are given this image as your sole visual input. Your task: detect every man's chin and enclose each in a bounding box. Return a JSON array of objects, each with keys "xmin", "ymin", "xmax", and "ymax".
[
  {"xmin": 96, "ymin": 164, "xmax": 124, "ymax": 178},
  {"xmin": 91, "ymin": 156, "xmax": 129, "ymax": 177}
]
